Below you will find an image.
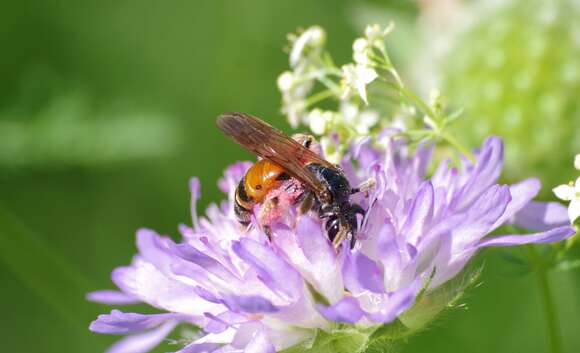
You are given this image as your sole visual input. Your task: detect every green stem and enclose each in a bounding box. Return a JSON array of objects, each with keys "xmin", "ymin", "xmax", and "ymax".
[
  {"xmin": 528, "ymin": 245, "xmax": 562, "ymax": 353},
  {"xmin": 441, "ymin": 131, "xmax": 476, "ymax": 164},
  {"xmin": 304, "ymin": 89, "xmax": 336, "ymax": 108},
  {"xmin": 376, "ymin": 69, "xmax": 479, "ymax": 164},
  {"xmin": 378, "ymin": 79, "xmax": 437, "ymax": 120}
]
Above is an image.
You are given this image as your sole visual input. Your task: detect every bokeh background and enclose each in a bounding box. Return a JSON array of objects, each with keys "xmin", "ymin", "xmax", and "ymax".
[{"xmin": 1, "ymin": 1, "xmax": 579, "ymax": 352}]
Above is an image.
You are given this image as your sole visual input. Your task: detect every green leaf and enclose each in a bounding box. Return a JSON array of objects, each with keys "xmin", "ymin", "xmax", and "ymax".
[
  {"xmin": 399, "ymin": 266, "xmax": 482, "ymax": 333},
  {"xmin": 280, "ymin": 328, "xmax": 372, "ymax": 353},
  {"xmin": 363, "ymin": 336, "xmax": 400, "ymax": 353}
]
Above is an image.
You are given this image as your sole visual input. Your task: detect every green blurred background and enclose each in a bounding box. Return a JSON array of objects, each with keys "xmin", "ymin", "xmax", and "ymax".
[{"xmin": 0, "ymin": 1, "xmax": 578, "ymax": 352}]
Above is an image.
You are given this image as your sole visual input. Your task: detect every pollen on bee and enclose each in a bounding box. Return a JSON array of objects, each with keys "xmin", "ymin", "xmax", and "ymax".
[{"xmin": 257, "ymin": 179, "xmax": 305, "ymax": 230}]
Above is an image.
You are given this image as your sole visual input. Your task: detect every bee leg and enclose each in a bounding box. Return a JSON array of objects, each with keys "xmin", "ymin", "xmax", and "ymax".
[
  {"xmin": 297, "ymin": 191, "xmax": 317, "ymax": 215},
  {"xmin": 263, "ymin": 225, "xmax": 272, "ymax": 240},
  {"xmin": 347, "ymin": 204, "xmax": 365, "ymax": 249},
  {"xmin": 351, "ymin": 203, "xmax": 365, "ymax": 217},
  {"xmin": 331, "ymin": 226, "xmax": 349, "ymax": 249},
  {"xmin": 257, "ymin": 197, "xmax": 279, "ymax": 241},
  {"xmin": 351, "ymin": 178, "xmax": 376, "ymax": 196}
]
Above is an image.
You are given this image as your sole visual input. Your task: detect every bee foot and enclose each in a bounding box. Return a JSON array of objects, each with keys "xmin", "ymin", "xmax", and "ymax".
[{"xmin": 351, "ymin": 178, "xmax": 376, "ymax": 196}]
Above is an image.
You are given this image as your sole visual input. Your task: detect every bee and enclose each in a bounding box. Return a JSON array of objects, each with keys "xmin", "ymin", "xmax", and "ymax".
[{"xmin": 216, "ymin": 112, "xmax": 367, "ymax": 248}]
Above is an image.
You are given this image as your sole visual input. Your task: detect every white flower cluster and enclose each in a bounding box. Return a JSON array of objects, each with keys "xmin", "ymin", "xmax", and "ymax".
[
  {"xmin": 553, "ymin": 154, "xmax": 580, "ymax": 224},
  {"xmin": 277, "ymin": 24, "xmax": 395, "ymax": 161}
]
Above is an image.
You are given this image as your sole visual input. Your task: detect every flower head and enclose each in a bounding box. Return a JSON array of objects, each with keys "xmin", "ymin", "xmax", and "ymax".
[
  {"xmin": 341, "ymin": 64, "xmax": 378, "ymax": 104},
  {"xmin": 89, "ymin": 136, "xmax": 574, "ymax": 353},
  {"xmin": 353, "ymin": 23, "xmax": 394, "ymax": 66},
  {"xmin": 553, "ymin": 177, "xmax": 580, "ymax": 224}
]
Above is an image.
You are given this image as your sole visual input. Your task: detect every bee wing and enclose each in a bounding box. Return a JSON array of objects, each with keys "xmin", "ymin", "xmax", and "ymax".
[{"xmin": 217, "ymin": 112, "xmax": 334, "ymax": 200}]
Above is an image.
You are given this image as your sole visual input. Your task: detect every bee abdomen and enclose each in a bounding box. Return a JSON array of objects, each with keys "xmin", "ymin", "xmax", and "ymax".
[{"xmin": 235, "ymin": 178, "xmax": 254, "ymax": 225}]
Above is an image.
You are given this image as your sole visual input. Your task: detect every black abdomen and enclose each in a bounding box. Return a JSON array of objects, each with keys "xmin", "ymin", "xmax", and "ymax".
[{"xmin": 234, "ymin": 178, "xmax": 253, "ymax": 225}]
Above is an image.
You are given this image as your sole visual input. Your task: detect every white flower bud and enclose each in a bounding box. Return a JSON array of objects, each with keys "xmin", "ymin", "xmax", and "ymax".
[
  {"xmin": 353, "ymin": 38, "xmax": 370, "ymax": 66},
  {"xmin": 308, "ymin": 109, "xmax": 329, "ymax": 135},
  {"xmin": 277, "ymin": 71, "xmax": 294, "ymax": 92},
  {"xmin": 289, "ymin": 26, "xmax": 326, "ymax": 68}
]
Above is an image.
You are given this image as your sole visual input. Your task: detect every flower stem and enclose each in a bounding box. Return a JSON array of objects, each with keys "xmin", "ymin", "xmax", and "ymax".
[
  {"xmin": 441, "ymin": 131, "xmax": 476, "ymax": 164},
  {"xmin": 304, "ymin": 89, "xmax": 336, "ymax": 108},
  {"xmin": 527, "ymin": 245, "xmax": 562, "ymax": 353}
]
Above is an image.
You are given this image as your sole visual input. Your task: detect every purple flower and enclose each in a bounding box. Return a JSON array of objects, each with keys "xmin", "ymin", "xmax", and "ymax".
[{"xmin": 89, "ymin": 136, "xmax": 575, "ymax": 353}]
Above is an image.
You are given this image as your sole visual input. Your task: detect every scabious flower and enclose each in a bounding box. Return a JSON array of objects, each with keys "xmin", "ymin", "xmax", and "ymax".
[{"xmin": 89, "ymin": 134, "xmax": 574, "ymax": 353}]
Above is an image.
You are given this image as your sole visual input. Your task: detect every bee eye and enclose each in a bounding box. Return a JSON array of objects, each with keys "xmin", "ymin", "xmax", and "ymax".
[
  {"xmin": 326, "ymin": 218, "xmax": 340, "ymax": 242},
  {"xmin": 255, "ymin": 184, "xmax": 262, "ymax": 190}
]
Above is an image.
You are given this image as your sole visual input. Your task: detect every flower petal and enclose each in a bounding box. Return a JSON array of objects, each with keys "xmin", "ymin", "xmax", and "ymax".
[
  {"xmin": 353, "ymin": 251, "xmax": 385, "ymax": 293},
  {"xmin": 135, "ymin": 228, "xmax": 177, "ymax": 274},
  {"xmin": 317, "ymin": 296, "xmax": 364, "ymax": 324},
  {"xmin": 511, "ymin": 201, "xmax": 570, "ymax": 230},
  {"xmin": 171, "ymin": 242, "xmax": 240, "ymax": 283},
  {"xmin": 190, "ymin": 177, "xmax": 201, "ymax": 229},
  {"xmin": 204, "ymin": 311, "xmax": 248, "ymax": 334},
  {"xmin": 232, "ymin": 239, "xmax": 303, "ymax": 300},
  {"xmin": 569, "ymin": 200, "xmax": 580, "ymax": 223},
  {"xmin": 112, "ymin": 257, "xmax": 219, "ymax": 316},
  {"xmin": 90, "ymin": 310, "xmax": 186, "ymax": 334},
  {"xmin": 490, "ymin": 178, "xmax": 540, "ymax": 230},
  {"xmin": 86, "ymin": 290, "xmax": 140, "ymax": 305},
  {"xmin": 365, "ymin": 279, "xmax": 420, "ymax": 323},
  {"xmin": 219, "ymin": 293, "xmax": 279, "ymax": 314},
  {"xmin": 477, "ymin": 226, "xmax": 576, "ymax": 247},
  {"xmin": 452, "ymin": 137, "xmax": 503, "ymax": 211},
  {"xmin": 429, "ymin": 185, "xmax": 511, "ymax": 286},
  {"xmin": 553, "ymin": 184, "xmax": 574, "ymax": 201},
  {"xmin": 401, "ymin": 181, "xmax": 434, "ymax": 244},
  {"xmin": 294, "ymin": 216, "xmax": 343, "ymax": 302},
  {"xmin": 244, "ymin": 329, "xmax": 276, "ymax": 353},
  {"xmin": 174, "ymin": 343, "xmax": 221, "ymax": 353},
  {"xmin": 103, "ymin": 321, "xmax": 177, "ymax": 353},
  {"xmin": 450, "ymin": 184, "xmax": 511, "ymax": 255}
]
